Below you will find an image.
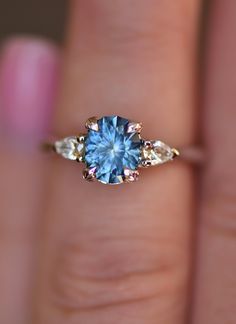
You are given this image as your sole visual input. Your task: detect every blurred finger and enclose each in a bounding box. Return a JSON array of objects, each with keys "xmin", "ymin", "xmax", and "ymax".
[
  {"xmin": 0, "ymin": 37, "xmax": 60, "ymax": 324},
  {"xmin": 192, "ymin": 1, "xmax": 236, "ymax": 323}
]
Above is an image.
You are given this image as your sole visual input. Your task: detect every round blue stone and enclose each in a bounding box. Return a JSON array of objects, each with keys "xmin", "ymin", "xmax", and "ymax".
[{"xmin": 85, "ymin": 116, "xmax": 141, "ymax": 184}]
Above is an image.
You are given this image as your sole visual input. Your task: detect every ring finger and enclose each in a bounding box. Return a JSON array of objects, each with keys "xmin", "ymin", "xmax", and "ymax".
[{"xmin": 36, "ymin": 1, "xmax": 201, "ymax": 323}]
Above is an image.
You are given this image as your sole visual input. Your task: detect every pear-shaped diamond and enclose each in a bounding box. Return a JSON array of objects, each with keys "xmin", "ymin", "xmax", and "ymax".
[
  {"xmin": 141, "ymin": 140, "xmax": 175, "ymax": 166},
  {"xmin": 55, "ymin": 136, "xmax": 84, "ymax": 161}
]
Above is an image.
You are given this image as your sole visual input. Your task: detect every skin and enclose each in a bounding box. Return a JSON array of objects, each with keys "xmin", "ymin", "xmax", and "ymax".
[{"xmin": 0, "ymin": 0, "xmax": 235, "ymax": 323}]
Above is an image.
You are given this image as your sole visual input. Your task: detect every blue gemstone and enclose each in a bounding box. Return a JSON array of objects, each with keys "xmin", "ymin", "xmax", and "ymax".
[{"xmin": 85, "ymin": 116, "xmax": 141, "ymax": 184}]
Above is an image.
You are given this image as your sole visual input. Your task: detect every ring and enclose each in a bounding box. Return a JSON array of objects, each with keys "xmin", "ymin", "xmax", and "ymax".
[{"xmin": 43, "ymin": 115, "xmax": 203, "ymax": 185}]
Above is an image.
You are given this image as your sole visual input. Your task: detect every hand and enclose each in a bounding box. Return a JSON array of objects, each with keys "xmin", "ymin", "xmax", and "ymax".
[{"xmin": 0, "ymin": 1, "xmax": 235, "ymax": 323}]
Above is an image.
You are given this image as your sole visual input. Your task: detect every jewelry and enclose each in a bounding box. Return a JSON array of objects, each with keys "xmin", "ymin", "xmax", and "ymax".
[{"xmin": 43, "ymin": 115, "xmax": 202, "ymax": 185}]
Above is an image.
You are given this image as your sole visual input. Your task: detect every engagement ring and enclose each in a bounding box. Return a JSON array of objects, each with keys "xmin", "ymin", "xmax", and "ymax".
[{"xmin": 44, "ymin": 115, "xmax": 202, "ymax": 185}]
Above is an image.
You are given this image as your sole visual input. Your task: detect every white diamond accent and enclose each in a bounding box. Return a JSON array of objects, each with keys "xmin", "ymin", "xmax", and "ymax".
[
  {"xmin": 55, "ymin": 137, "xmax": 84, "ymax": 161},
  {"xmin": 141, "ymin": 140, "xmax": 174, "ymax": 166}
]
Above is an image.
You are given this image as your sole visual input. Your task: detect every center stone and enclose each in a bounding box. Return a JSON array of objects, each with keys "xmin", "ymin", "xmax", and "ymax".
[{"xmin": 85, "ymin": 116, "xmax": 141, "ymax": 184}]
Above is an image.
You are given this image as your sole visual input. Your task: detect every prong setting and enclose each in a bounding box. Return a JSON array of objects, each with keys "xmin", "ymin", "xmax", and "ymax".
[
  {"xmin": 83, "ymin": 167, "xmax": 97, "ymax": 182},
  {"xmin": 143, "ymin": 140, "xmax": 153, "ymax": 148},
  {"xmin": 85, "ymin": 116, "xmax": 99, "ymax": 132},
  {"xmin": 124, "ymin": 168, "xmax": 139, "ymax": 183},
  {"xmin": 77, "ymin": 134, "xmax": 86, "ymax": 142},
  {"xmin": 171, "ymin": 148, "xmax": 180, "ymax": 159},
  {"xmin": 76, "ymin": 134, "xmax": 86, "ymax": 162},
  {"xmin": 139, "ymin": 160, "xmax": 152, "ymax": 168},
  {"xmin": 127, "ymin": 122, "xmax": 143, "ymax": 134}
]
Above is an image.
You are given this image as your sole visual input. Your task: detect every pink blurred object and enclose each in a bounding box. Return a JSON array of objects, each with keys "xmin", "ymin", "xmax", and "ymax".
[{"xmin": 0, "ymin": 37, "xmax": 60, "ymax": 139}]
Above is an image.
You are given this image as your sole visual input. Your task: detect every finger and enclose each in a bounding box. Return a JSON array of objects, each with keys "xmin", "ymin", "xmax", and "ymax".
[
  {"xmin": 192, "ymin": 1, "xmax": 236, "ymax": 323},
  {"xmin": 36, "ymin": 1, "xmax": 201, "ymax": 323},
  {"xmin": 0, "ymin": 37, "xmax": 60, "ymax": 324}
]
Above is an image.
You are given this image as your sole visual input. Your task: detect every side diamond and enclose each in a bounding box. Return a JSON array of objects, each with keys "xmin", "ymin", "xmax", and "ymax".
[
  {"xmin": 141, "ymin": 140, "xmax": 176, "ymax": 167},
  {"xmin": 55, "ymin": 136, "xmax": 85, "ymax": 161}
]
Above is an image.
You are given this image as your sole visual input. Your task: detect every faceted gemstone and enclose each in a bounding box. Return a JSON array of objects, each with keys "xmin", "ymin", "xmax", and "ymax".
[
  {"xmin": 85, "ymin": 116, "xmax": 141, "ymax": 184},
  {"xmin": 55, "ymin": 136, "xmax": 85, "ymax": 161},
  {"xmin": 141, "ymin": 140, "xmax": 174, "ymax": 166}
]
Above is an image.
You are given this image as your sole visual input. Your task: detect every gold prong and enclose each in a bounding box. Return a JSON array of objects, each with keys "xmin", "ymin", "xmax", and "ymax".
[
  {"xmin": 85, "ymin": 117, "xmax": 99, "ymax": 131},
  {"xmin": 77, "ymin": 134, "xmax": 87, "ymax": 142},
  {"xmin": 127, "ymin": 122, "xmax": 143, "ymax": 134},
  {"xmin": 76, "ymin": 134, "xmax": 86, "ymax": 162},
  {"xmin": 124, "ymin": 168, "xmax": 139, "ymax": 183},
  {"xmin": 139, "ymin": 160, "xmax": 152, "ymax": 168},
  {"xmin": 76, "ymin": 155, "xmax": 84, "ymax": 163},
  {"xmin": 83, "ymin": 167, "xmax": 97, "ymax": 182},
  {"xmin": 143, "ymin": 140, "xmax": 153, "ymax": 148},
  {"xmin": 171, "ymin": 148, "xmax": 180, "ymax": 159}
]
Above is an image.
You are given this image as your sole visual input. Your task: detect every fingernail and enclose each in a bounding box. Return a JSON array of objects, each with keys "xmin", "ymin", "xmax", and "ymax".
[{"xmin": 0, "ymin": 37, "xmax": 60, "ymax": 141}]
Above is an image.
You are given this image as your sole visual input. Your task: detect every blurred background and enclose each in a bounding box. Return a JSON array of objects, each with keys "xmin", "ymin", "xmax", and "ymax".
[{"xmin": 0, "ymin": 0, "xmax": 67, "ymax": 43}]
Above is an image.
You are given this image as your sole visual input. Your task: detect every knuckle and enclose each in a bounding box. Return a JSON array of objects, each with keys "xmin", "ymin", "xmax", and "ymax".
[
  {"xmin": 49, "ymin": 235, "xmax": 185, "ymax": 314},
  {"xmin": 79, "ymin": 2, "xmax": 190, "ymax": 57}
]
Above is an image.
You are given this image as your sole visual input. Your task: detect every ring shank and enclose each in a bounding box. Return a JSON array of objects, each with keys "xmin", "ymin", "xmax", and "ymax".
[{"xmin": 178, "ymin": 146, "xmax": 205, "ymax": 165}]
